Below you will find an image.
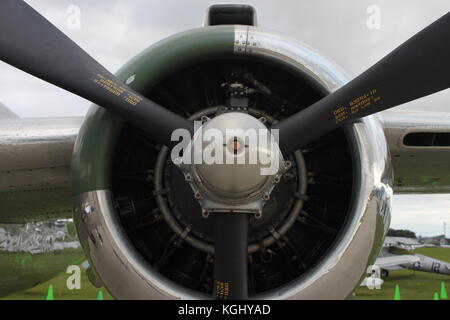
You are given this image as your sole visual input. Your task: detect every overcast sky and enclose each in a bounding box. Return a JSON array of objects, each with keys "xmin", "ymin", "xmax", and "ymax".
[{"xmin": 1, "ymin": 1, "xmax": 449, "ymax": 236}]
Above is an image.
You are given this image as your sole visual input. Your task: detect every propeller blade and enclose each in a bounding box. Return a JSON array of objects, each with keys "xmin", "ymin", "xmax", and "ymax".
[
  {"xmin": 213, "ymin": 213, "xmax": 248, "ymax": 300},
  {"xmin": 273, "ymin": 12, "xmax": 450, "ymax": 155},
  {"xmin": 0, "ymin": 0, "xmax": 192, "ymax": 146}
]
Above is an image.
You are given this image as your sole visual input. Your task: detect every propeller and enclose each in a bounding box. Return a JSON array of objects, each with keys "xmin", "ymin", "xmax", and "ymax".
[
  {"xmin": 0, "ymin": 0, "xmax": 192, "ymax": 147},
  {"xmin": 213, "ymin": 213, "xmax": 248, "ymax": 300},
  {"xmin": 0, "ymin": 0, "xmax": 448, "ymax": 301},
  {"xmin": 273, "ymin": 12, "xmax": 450, "ymax": 155}
]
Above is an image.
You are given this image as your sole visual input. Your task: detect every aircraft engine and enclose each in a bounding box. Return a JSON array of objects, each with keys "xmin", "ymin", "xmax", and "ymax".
[{"xmin": 71, "ymin": 23, "xmax": 393, "ymax": 299}]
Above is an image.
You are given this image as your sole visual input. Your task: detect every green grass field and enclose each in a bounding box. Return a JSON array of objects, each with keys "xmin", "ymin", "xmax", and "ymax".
[
  {"xmin": 2, "ymin": 247, "xmax": 450, "ymax": 300},
  {"xmin": 1, "ymin": 263, "xmax": 114, "ymax": 300},
  {"xmin": 354, "ymin": 247, "xmax": 450, "ymax": 300}
]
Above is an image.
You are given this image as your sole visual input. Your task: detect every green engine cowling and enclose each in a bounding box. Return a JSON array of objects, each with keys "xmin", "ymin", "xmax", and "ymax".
[{"xmin": 71, "ymin": 22, "xmax": 391, "ymax": 299}]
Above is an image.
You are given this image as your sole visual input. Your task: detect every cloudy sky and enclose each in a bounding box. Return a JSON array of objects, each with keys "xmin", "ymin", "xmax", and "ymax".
[{"xmin": 1, "ymin": 0, "xmax": 449, "ymax": 236}]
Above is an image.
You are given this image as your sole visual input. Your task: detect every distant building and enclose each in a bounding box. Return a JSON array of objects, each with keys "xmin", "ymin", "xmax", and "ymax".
[
  {"xmin": 384, "ymin": 236, "xmax": 422, "ymax": 250},
  {"xmin": 0, "ymin": 219, "xmax": 81, "ymax": 254},
  {"xmin": 420, "ymin": 234, "xmax": 449, "ymax": 246}
]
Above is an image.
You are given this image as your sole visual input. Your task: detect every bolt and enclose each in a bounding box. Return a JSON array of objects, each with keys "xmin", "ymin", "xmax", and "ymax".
[
  {"xmin": 284, "ymin": 160, "xmax": 292, "ymax": 170},
  {"xmin": 195, "ymin": 191, "xmax": 202, "ymax": 200}
]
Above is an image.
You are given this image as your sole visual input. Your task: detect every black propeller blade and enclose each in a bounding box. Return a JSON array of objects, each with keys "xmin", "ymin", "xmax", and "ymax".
[
  {"xmin": 273, "ymin": 12, "xmax": 450, "ymax": 155},
  {"xmin": 213, "ymin": 213, "xmax": 248, "ymax": 300},
  {"xmin": 0, "ymin": 0, "xmax": 192, "ymax": 147}
]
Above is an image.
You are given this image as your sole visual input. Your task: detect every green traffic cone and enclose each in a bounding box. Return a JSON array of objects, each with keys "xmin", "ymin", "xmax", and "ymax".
[
  {"xmin": 46, "ymin": 285, "xmax": 54, "ymax": 300},
  {"xmin": 434, "ymin": 292, "xmax": 439, "ymax": 300},
  {"xmin": 97, "ymin": 290, "xmax": 104, "ymax": 300},
  {"xmin": 440, "ymin": 282, "xmax": 448, "ymax": 299},
  {"xmin": 394, "ymin": 284, "xmax": 401, "ymax": 300}
]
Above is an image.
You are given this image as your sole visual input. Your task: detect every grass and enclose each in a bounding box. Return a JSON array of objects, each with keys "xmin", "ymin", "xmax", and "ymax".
[
  {"xmin": 2, "ymin": 247, "xmax": 450, "ymax": 300},
  {"xmin": 1, "ymin": 261, "xmax": 114, "ymax": 300},
  {"xmin": 354, "ymin": 247, "xmax": 450, "ymax": 300}
]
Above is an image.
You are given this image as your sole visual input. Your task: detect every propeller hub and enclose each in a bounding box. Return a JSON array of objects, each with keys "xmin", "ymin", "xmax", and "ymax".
[
  {"xmin": 176, "ymin": 112, "xmax": 288, "ymax": 216},
  {"xmin": 195, "ymin": 113, "xmax": 274, "ymax": 199}
]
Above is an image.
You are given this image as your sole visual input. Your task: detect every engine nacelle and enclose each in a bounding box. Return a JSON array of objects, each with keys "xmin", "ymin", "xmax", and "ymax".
[{"xmin": 71, "ymin": 24, "xmax": 392, "ymax": 299}]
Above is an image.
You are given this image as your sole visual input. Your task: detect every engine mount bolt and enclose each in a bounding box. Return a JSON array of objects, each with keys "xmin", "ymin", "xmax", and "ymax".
[
  {"xmin": 262, "ymin": 193, "xmax": 270, "ymax": 201},
  {"xmin": 202, "ymin": 210, "xmax": 210, "ymax": 218},
  {"xmin": 284, "ymin": 160, "xmax": 292, "ymax": 170}
]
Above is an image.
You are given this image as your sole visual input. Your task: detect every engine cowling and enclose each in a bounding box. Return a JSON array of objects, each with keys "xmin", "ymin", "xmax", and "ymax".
[{"xmin": 71, "ymin": 24, "xmax": 392, "ymax": 299}]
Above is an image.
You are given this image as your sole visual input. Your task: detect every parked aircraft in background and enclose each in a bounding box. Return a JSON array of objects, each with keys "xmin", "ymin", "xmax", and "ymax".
[{"xmin": 362, "ymin": 237, "xmax": 450, "ymax": 288}]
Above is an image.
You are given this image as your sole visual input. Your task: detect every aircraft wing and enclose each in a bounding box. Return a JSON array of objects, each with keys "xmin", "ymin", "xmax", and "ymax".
[
  {"xmin": 0, "ymin": 116, "xmax": 82, "ymax": 223},
  {"xmin": 374, "ymin": 255, "xmax": 420, "ymax": 269},
  {"xmin": 382, "ymin": 110, "xmax": 450, "ymax": 194},
  {"xmin": 0, "ymin": 113, "xmax": 84, "ymax": 297}
]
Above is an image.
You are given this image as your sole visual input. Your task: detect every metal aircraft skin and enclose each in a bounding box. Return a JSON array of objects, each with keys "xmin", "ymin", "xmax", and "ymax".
[{"xmin": 0, "ymin": 2, "xmax": 449, "ymax": 299}]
